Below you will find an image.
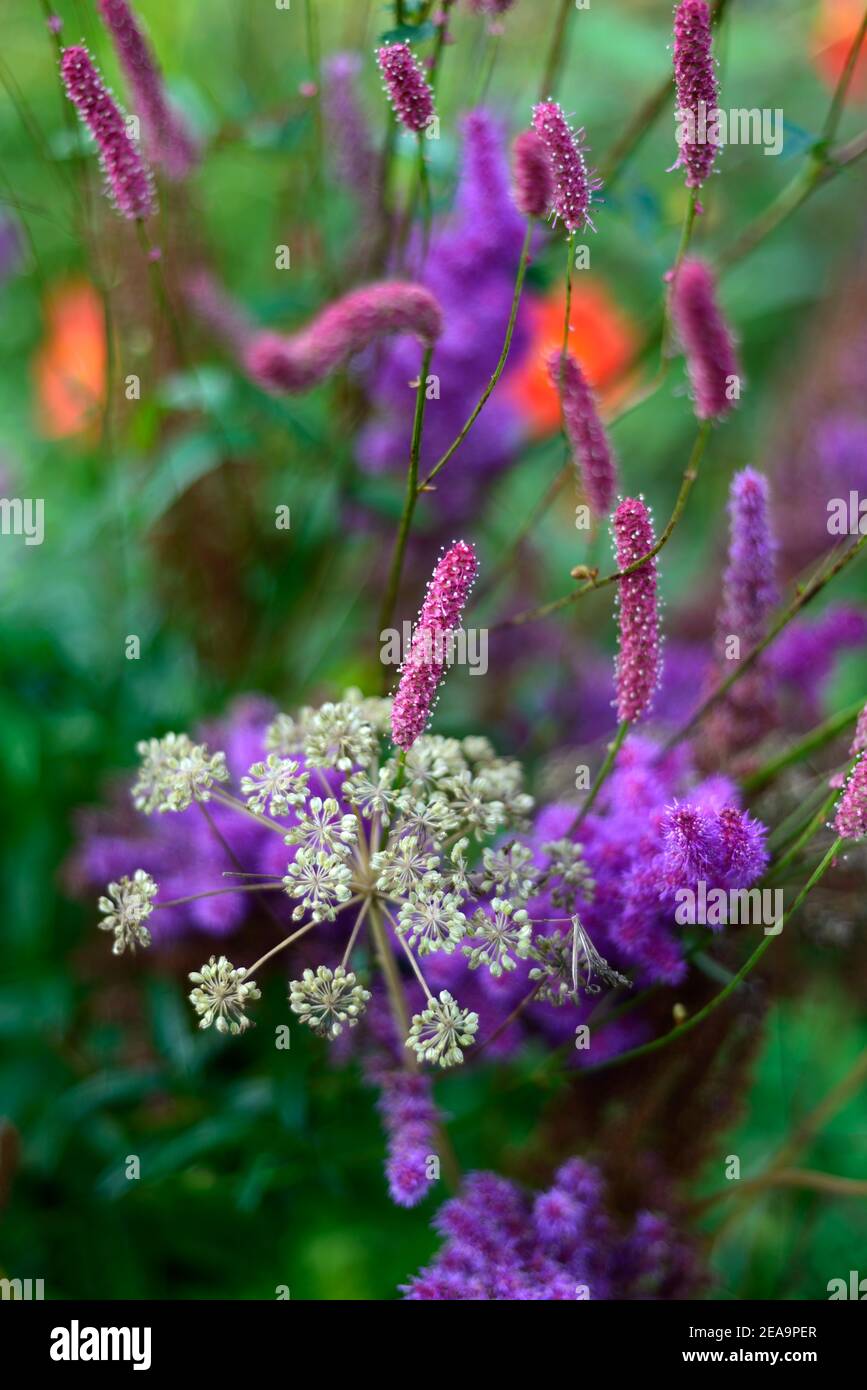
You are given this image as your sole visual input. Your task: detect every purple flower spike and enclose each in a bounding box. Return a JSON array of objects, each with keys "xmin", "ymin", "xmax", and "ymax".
[
  {"xmin": 670, "ymin": 258, "xmax": 741, "ymax": 420},
  {"xmin": 391, "ymin": 541, "xmax": 479, "ymax": 752},
  {"xmin": 60, "ymin": 46, "xmax": 155, "ymax": 221},
  {"xmin": 376, "ymin": 42, "xmax": 436, "ymax": 134},
  {"xmin": 511, "ymin": 129, "xmax": 553, "ymax": 218},
  {"xmin": 96, "ymin": 0, "xmax": 198, "ymax": 180},
  {"xmin": 245, "ymin": 281, "xmax": 443, "ymax": 395},
  {"xmin": 835, "ymin": 756, "xmax": 867, "ymax": 840},
  {"xmin": 671, "ymin": 0, "xmax": 720, "ymax": 189},
  {"xmin": 719, "ymin": 469, "xmax": 779, "ymax": 652},
  {"xmin": 378, "ymin": 1071, "xmax": 439, "ymax": 1209},
  {"xmin": 612, "ymin": 498, "xmax": 662, "ymax": 724},
  {"xmin": 532, "ymin": 101, "xmax": 600, "ymax": 234},
  {"xmin": 548, "ymin": 351, "xmax": 618, "ymax": 515}
]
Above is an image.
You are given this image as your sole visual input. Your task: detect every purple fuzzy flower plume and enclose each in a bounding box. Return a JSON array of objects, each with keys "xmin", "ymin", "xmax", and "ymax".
[
  {"xmin": 376, "ymin": 42, "xmax": 436, "ymax": 134},
  {"xmin": 532, "ymin": 100, "xmax": 600, "ymax": 233},
  {"xmin": 60, "ymin": 46, "xmax": 155, "ymax": 221},
  {"xmin": 671, "ymin": 258, "xmax": 740, "ymax": 420},
  {"xmin": 671, "ymin": 0, "xmax": 720, "ymax": 189},
  {"xmin": 613, "ymin": 498, "xmax": 662, "ymax": 724},
  {"xmin": 402, "ymin": 1160, "xmax": 700, "ymax": 1299},
  {"xmin": 548, "ymin": 351, "xmax": 618, "ymax": 515},
  {"xmin": 245, "ymin": 282, "xmax": 443, "ymax": 394},
  {"xmin": 96, "ymin": 0, "xmax": 198, "ymax": 180},
  {"xmin": 391, "ymin": 541, "xmax": 479, "ymax": 752},
  {"xmin": 511, "ymin": 129, "xmax": 553, "ymax": 218},
  {"xmin": 377, "ymin": 1071, "xmax": 439, "ymax": 1208},
  {"xmin": 835, "ymin": 755, "xmax": 867, "ymax": 840},
  {"xmin": 711, "ymin": 468, "xmax": 779, "ymax": 753}
]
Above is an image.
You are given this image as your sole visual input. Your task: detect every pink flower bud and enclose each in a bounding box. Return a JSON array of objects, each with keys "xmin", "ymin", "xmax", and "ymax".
[{"xmin": 60, "ymin": 45, "xmax": 156, "ymax": 221}]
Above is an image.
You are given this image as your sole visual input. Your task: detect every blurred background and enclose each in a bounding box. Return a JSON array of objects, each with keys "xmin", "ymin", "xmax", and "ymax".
[{"xmin": 1, "ymin": 0, "xmax": 866, "ymax": 1298}]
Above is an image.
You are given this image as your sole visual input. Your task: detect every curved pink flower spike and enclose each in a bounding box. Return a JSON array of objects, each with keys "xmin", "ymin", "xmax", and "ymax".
[{"xmin": 245, "ymin": 282, "xmax": 443, "ymax": 395}]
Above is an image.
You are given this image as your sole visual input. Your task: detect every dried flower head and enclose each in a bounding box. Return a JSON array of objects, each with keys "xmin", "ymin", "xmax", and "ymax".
[
  {"xmin": 671, "ymin": 0, "xmax": 721, "ymax": 189},
  {"xmin": 548, "ymin": 351, "xmax": 619, "ymax": 515},
  {"xmin": 406, "ymin": 990, "xmax": 479, "ymax": 1068},
  {"xmin": 612, "ymin": 497, "xmax": 662, "ymax": 723},
  {"xmin": 289, "ymin": 965, "xmax": 371, "ymax": 1038},
  {"xmin": 60, "ymin": 45, "xmax": 156, "ymax": 220},
  {"xmin": 670, "ymin": 258, "xmax": 741, "ymax": 420},
  {"xmin": 391, "ymin": 541, "xmax": 479, "ymax": 752},
  {"xmin": 98, "ymin": 870, "xmax": 157, "ymax": 954},
  {"xmin": 376, "ymin": 41, "xmax": 436, "ymax": 134},
  {"xmin": 531, "ymin": 100, "xmax": 600, "ymax": 233},
  {"xmin": 188, "ymin": 956, "xmax": 261, "ymax": 1035}
]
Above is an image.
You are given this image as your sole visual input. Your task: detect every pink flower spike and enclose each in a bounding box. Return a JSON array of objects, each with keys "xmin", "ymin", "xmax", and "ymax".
[
  {"xmin": 245, "ymin": 281, "xmax": 443, "ymax": 395},
  {"xmin": 547, "ymin": 351, "xmax": 618, "ymax": 516},
  {"xmin": 390, "ymin": 542, "xmax": 479, "ymax": 752},
  {"xmin": 670, "ymin": 258, "xmax": 741, "ymax": 421},
  {"xmin": 60, "ymin": 46, "xmax": 155, "ymax": 221},
  {"xmin": 612, "ymin": 498, "xmax": 662, "ymax": 724},
  {"xmin": 96, "ymin": 0, "xmax": 199, "ymax": 180},
  {"xmin": 511, "ymin": 130, "xmax": 553, "ymax": 218},
  {"xmin": 671, "ymin": 0, "xmax": 721, "ymax": 189},
  {"xmin": 852, "ymin": 705, "xmax": 867, "ymax": 755},
  {"xmin": 531, "ymin": 100, "xmax": 600, "ymax": 234},
  {"xmin": 376, "ymin": 42, "xmax": 436, "ymax": 134},
  {"xmin": 835, "ymin": 754, "xmax": 867, "ymax": 840}
]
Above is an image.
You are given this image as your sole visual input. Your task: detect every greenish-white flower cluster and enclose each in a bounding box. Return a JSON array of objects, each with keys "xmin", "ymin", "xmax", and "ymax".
[{"xmin": 98, "ymin": 869, "xmax": 157, "ymax": 955}]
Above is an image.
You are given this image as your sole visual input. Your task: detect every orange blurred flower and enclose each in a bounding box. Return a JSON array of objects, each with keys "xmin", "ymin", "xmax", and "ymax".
[
  {"xmin": 33, "ymin": 278, "xmax": 106, "ymax": 439},
  {"xmin": 505, "ymin": 279, "xmax": 638, "ymax": 439},
  {"xmin": 812, "ymin": 0, "xmax": 867, "ymax": 100}
]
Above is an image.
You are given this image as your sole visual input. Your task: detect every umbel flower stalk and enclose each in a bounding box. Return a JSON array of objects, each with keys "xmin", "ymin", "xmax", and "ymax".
[
  {"xmin": 60, "ymin": 45, "xmax": 156, "ymax": 221},
  {"xmin": 244, "ymin": 281, "xmax": 443, "ymax": 394}
]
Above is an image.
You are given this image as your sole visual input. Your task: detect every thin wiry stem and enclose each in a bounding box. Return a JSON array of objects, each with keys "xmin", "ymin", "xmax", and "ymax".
[
  {"xmin": 493, "ymin": 421, "xmax": 712, "ymax": 630},
  {"xmin": 583, "ymin": 837, "xmax": 844, "ymax": 1075},
  {"xmin": 245, "ymin": 919, "xmax": 319, "ymax": 978},
  {"xmin": 378, "ymin": 345, "xmax": 435, "ymax": 645},
  {"xmin": 568, "ymin": 720, "xmax": 629, "ymax": 836},
  {"xmin": 341, "ymin": 897, "xmax": 372, "ymax": 969},
  {"xmin": 743, "ymin": 698, "xmax": 865, "ymax": 796}
]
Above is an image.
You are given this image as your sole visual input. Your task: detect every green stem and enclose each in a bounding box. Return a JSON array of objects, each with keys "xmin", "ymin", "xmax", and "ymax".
[
  {"xmin": 418, "ymin": 220, "xmax": 533, "ymax": 491},
  {"xmin": 569, "ymin": 720, "xmax": 629, "ymax": 835},
  {"xmin": 539, "ymin": 0, "xmax": 573, "ymax": 101},
  {"xmin": 742, "ymin": 698, "xmax": 865, "ymax": 796},
  {"xmin": 495, "ymin": 421, "xmax": 712, "ymax": 630},
  {"xmin": 664, "ymin": 534, "xmax": 867, "ymax": 751},
  {"xmin": 585, "ymin": 838, "xmax": 844, "ymax": 1075},
  {"xmin": 821, "ymin": 4, "xmax": 867, "ymax": 148},
  {"xmin": 378, "ymin": 346, "xmax": 435, "ymax": 644},
  {"xmin": 767, "ymin": 764, "xmax": 853, "ymax": 882}
]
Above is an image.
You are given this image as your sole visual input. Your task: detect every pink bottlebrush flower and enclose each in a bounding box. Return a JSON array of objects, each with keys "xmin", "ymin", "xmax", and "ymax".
[
  {"xmin": 376, "ymin": 42, "xmax": 436, "ymax": 134},
  {"xmin": 612, "ymin": 498, "xmax": 662, "ymax": 724},
  {"xmin": 835, "ymin": 754, "xmax": 867, "ymax": 840},
  {"xmin": 511, "ymin": 129, "xmax": 553, "ymax": 218},
  {"xmin": 531, "ymin": 100, "xmax": 600, "ymax": 234},
  {"xmin": 391, "ymin": 541, "xmax": 479, "ymax": 752},
  {"xmin": 96, "ymin": 0, "xmax": 198, "ymax": 180},
  {"xmin": 852, "ymin": 705, "xmax": 867, "ymax": 755},
  {"xmin": 670, "ymin": 258, "xmax": 741, "ymax": 420},
  {"xmin": 245, "ymin": 281, "xmax": 443, "ymax": 395},
  {"xmin": 547, "ymin": 351, "xmax": 618, "ymax": 516},
  {"xmin": 60, "ymin": 46, "xmax": 155, "ymax": 221},
  {"xmin": 184, "ymin": 269, "xmax": 255, "ymax": 356},
  {"xmin": 671, "ymin": 0, "xmax": 720, "ymax": 189}
]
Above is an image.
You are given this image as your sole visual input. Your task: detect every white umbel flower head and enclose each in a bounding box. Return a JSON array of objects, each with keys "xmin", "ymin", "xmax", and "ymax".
[
  {"xmin": 463, "ymin": 897, "xmax": 532, "ymax": 977},
  {"xmin": 188, "ymin": 955, "xmax": 261, "ymax": 1035},
  {"xmin": 406, "ymin": 990, "xmax": 479, "ymax": 1068},
  {"xmin": 282, "ymin": 848, "xmax": 353, "ymax": 921},
  {"xmin": 397, "ymin": 881, "xmax": 467, "ymax": 956},
  {"xmin": 241, "ymin": 754, "xmax": 309, "ymax": 816},
  {"xmin": 289, "ymin": 964, "xmax": 371, "ymax": 1038},
  {"xmin": 98, "ymin": 869, "xmax": 157, "ymax": 955},
  {"xmin": 133, "ymin": 734, "xmax": 228, "ymax": 813}
]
